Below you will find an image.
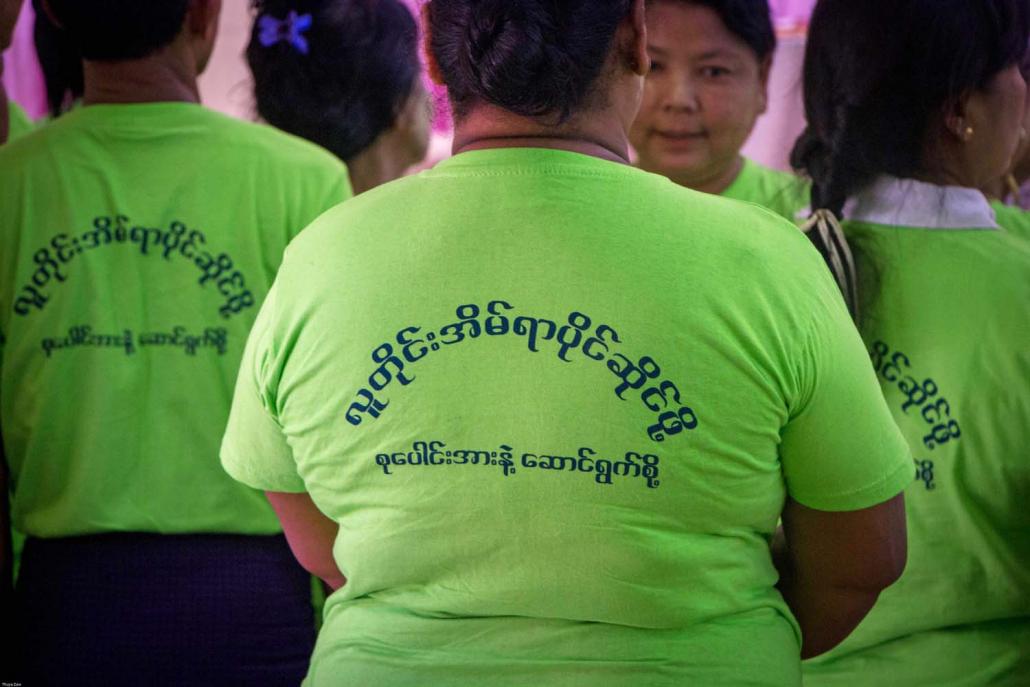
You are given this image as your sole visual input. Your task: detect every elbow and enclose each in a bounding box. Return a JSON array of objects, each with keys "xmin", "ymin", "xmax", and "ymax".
[
  {"xmin": 292, "ymin": 551, "xmax": 346, "ymax": 590},
  {"xmin": 312, "ymin": 566, "xmax": 346, "ymax": 592},
  {"xmin": 864, "ymin": 520, "xmax": 909, "ymax": 593},
  {"xmin": 879, "ymin": 542, "xmax": 907, "ymax": 590},
  {"xmin": 842, "ymin": 497, "xmax": 910, "ymax": 594},
  {"xmin": 839, "ymin": 535, "xmax": 908, "ymax": 596}
]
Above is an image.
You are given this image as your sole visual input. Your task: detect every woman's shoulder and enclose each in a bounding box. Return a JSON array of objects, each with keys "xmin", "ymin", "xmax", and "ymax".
[{"xmin": 992, "ymin": 200, "xmax": 1030, "ymax": 241}]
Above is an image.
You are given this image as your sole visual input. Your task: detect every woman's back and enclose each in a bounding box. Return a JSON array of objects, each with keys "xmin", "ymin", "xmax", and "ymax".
[
  {"xmin": 223, "ymin": 147, "xmax": 910, "ymax": 686},
  {"xmin": 805, "ymin": 180, "xmax": 1030, "ymax": 684},
  {"xmin": 792, "ymin": 0, "xmax": 1030, "ymax": 683}
]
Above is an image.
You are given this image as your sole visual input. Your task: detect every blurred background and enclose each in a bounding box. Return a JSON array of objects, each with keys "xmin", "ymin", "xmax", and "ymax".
[{"xmin": 2, "ymin": 0, "xmax": 818, "ymax": 171}]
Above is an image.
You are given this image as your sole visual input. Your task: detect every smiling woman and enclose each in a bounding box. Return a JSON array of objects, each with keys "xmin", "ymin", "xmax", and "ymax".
[{"xmin": 630, "ymin": 0, "xmax": 810, "ymax": 221}]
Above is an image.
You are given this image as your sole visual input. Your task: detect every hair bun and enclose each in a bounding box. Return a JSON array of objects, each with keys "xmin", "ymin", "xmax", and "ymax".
[
  {"xmin": 465, "ymin": 1, "xmax": 562, "ymax": 113},
  {"xmin": 431, "ymin": 0, "xmax": 631, "ymax": 121}
]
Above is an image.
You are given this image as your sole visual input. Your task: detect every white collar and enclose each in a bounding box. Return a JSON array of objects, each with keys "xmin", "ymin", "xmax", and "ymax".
[{"xmin": 843, "ymin": 176, "xmax": 998, "ymax": 230}]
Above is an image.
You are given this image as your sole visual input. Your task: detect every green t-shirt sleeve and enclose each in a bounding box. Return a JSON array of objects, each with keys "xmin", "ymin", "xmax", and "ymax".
[
  {"xmin": 780, "ymin": 285, "xmax": 913, "ymax": 512},
  {"xmin": 220, "ymin": 283, "xmax": 306, "ymax": 494}
]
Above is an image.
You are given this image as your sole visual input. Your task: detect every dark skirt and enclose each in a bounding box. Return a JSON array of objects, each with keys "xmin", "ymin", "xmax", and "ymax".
[{"xmin": 9, "ymin": 532, "xmax": 316, "ymax": 687}]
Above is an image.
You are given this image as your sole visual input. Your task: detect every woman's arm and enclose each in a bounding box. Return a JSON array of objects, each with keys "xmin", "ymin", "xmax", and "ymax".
[
  {"xmin": 774, "ymin": 493, "xmax": 907, "ymax": 659},
  {"xmin": 265, "ymin": 491, "xmax": 346, "ymax": 591}
]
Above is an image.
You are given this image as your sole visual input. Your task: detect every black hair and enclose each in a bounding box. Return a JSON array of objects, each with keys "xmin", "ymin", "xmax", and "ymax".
[
  {"xmin": 33, "ymin": 0, "xmax": 83, "ymax": 117},
  {"xmin": 248, "ymin": 0, "xmax": 420, "ymax": 162},
  {"xmin": 45, "ymin": 0, "xmax": 190, "ymax": 61},
  {"xmin": 428, "ymin": 0, "xmax": 634, "ymax": 121},
  {"xmin": 668, "ymin": 0, "xmax": 776, "ymax": 61},
  {"xmin": 792, "ymin": 0, "xmax": 1029, "ymax": 218},
  {"xmin": 790, "ymin": 0, "xmax": 1028, "ymax": 319}
]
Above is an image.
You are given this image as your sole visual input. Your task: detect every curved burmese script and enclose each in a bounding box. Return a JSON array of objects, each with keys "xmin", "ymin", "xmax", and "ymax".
[{"xmin": 222, "ymin": 147, "xmax": 911, "ymax": 687}]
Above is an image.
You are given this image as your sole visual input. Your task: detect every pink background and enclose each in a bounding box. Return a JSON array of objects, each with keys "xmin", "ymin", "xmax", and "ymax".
[{"xmin": 3, "ymin": 0, "xmax": 817, "ymax": 170}]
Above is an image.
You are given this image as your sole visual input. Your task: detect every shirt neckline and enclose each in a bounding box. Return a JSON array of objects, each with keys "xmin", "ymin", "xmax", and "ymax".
[
  {"xmin": 843, "ymin": 176, "xmax": 998, "ymax": 230},
  {"xmin": 432, "ymin": 146, "xmax": 634, "ymax": 174}
]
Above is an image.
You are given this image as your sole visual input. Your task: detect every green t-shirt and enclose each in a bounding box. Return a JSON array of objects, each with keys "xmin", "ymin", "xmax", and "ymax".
[
  {"xmin": 0, "ymin": 102, "xmax": 351, "ymax": 538},
  {"xmin": 6, "ymin": 101, "xmax": 33, "ymax": 142},
  {"xmin": 805, "ymin": 178, "xmax": 1030, "ymax": 686},
  {"xmin": 222, "ymin": 148, "xmax": 910, "ymax": 687},
  {"xmin": 721, "ymin": 157, "xmax": 811, "ymax": 223},
  {"xmin": 992, "ymin": 199, "xmax": 1030, "ymax": 242}
]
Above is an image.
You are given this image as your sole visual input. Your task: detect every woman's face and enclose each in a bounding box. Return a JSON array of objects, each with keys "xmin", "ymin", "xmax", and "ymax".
[
  {"xmin": 963, "ymin": 63, "xmax": 1027, "ymax": 186},
  {"xmin": 629, "ymin": 1, "xmax": 770, "ymax": 189}
]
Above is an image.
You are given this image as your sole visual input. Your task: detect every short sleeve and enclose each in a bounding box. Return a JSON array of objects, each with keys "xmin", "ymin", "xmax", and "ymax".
[
  {"xmin": 220, "ymin": 283, "xmax": 306, "ymax": 493},
  {"xmin": 780, "ymin": 286, "xmax": 913, "ymax": 512}
]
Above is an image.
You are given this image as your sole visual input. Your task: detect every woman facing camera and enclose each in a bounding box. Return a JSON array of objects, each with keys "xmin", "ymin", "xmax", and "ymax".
[
  {"xmin": 248, "ymin": 0, "xmax": 431, "ymax": 194},
  {"xmin": 222, "ymin": 1, "xmax": 910, "ymax": 685},
  {"xmin": 794, "ymin": 1, "xmax": 1030, "ymax": 685},
  {"xmin": 630, "ymin": 0, "xmax": 808, "ymax": 221}
]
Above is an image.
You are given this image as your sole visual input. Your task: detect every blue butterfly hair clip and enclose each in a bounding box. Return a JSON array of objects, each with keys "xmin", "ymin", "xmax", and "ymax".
[{"xmin": 258, "ymin": 10, "xmax": 313, "ymax": 55}]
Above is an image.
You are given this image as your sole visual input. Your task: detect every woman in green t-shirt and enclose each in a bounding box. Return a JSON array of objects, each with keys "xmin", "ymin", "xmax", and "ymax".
[
  {"xmin": 629, "ymin": 0, "xmax": 809, "ymax": 221},
  {"xmin": 1, "ymin": 0, "xmax": 352, "ymax": 684},
  {"xmin": 247, "ymin": 0, "xmax": 432, "ymax": 195},
  {"xmin": 793, "ymin": 1, "xmax": 1030, "ymax": 685},
  {"xmin": 221, "ymin": 1, "xmax": 911, "ymax": 685}
]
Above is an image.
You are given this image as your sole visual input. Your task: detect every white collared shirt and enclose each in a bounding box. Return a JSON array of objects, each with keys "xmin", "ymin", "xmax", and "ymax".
[{"xmin": 843, "ymin": 176, "xmax": 998, "ymax": 230}]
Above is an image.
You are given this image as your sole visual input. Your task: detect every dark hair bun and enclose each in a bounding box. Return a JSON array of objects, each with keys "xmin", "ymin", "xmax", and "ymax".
[{"xmin": 430, "ymin": 0, "xmax": 633, "ymax": 121}]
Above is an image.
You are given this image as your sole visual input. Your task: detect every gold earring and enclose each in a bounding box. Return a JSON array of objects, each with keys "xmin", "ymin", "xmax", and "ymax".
[{"xmin": 963, "ymin": 126, "xmax": 975, "ymax": 141}]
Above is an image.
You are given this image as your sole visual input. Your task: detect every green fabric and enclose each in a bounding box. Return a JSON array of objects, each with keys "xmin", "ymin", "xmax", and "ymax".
[
  {"xmin": 6, "ymin": 101, "xmax": 33, "ymax": 141},
  {"xmin": 721, "ymin": 157, "xmax": 810, "ymax": 223},
  {"xmin": 992, "ymin": 199, "xmax": 1030, "ymax": 241},
  {"xmin": 0, "ymin": 102, "xmax": 351, "ymax": 538},
  {"xmin": 222, "ymin": 147, "xmax": 910, "ymax": 686},
  {"xmin": 804, "ymin": 219, "xmax": 1030, "ymax": 686},
  {"xmin": 4, "ymin": 102, "xmax": 34, "ymax": 579},
  {"xmin": 3, "ymin": 102, "xmax": 34, "ymax": 581}
]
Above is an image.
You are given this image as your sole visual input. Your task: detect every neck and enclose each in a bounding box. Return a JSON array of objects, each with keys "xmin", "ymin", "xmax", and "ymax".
[
  {"xmin": 913, "ymin": 168, "xmax": 972, "ymax": 189},
  {"xmin": 981, "ymin": 176, "xmax": 1008, "ymax": 202},
  {"xmin": 917, "ymin": 140, "xmax": 980, "ymax": 190},
  {"xmin": 453, "ymin": 104, "xmax": 632, "ymax": 165},
  {"xmin": 670, "ymin": 156, "xmax": 745, "ymax": 195},
  {"xmin": 83, "ymin": 50, "xmax": 200, "ymax": 106},
  {"xmin": 346, "ymin": 136, "xmax": 413, "ymax": 196}
]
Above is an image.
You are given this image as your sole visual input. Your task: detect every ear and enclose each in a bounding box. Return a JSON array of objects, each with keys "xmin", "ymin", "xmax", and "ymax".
[
  {"xmin": 943, "ymin": 92, "xmax": 975, "ymax": 142},
  {"xmin": 624, "ymin": 0, "xmax": 649, "ymax": 76},
  {"xmin": 757, "ymin": 54, "xmax": 773, "ymax": 115},
  {"xmin": 421, "ymin": 3, "xmax": 447, "ymax": 87},
  {"xmin": 187, "ymin": 0, "xmax": 221, "ymax": 44}
]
